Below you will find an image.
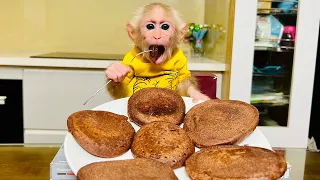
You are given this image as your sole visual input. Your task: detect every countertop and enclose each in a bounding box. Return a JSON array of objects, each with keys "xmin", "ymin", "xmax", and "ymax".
[
  {"xmin": 0, "ymin": 52, "xmax": 226, "ymax": 72},
  {"xmin": 0, "ymin": 144, "xmax": 319, "ymax": 180}
]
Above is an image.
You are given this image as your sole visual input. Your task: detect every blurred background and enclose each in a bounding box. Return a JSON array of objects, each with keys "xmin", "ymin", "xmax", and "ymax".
[{"xmin": 0, "ymin": 1, "xmax": 319, "ymax": 179}]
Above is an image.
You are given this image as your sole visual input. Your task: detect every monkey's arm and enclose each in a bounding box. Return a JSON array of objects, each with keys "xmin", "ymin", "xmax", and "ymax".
[
  {"xmin": 177, "ymin": 76, "xmax": 211, "ymax": 102},
  {"xmin": 175, "ymin": 56, "xmax": 210, "ymax": 101},
  {"xmin": 176, "ymin": 76, "xmax": 197, "ymax": 96},
  {"xmin": 106, "ymin": 53, "xmax": 135, "ymax": 99}
]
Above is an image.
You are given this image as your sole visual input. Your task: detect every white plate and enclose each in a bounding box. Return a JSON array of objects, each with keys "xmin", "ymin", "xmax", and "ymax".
[{"xmin": 64, "ymin": 97, "xmax": 272, "ymax": 179}]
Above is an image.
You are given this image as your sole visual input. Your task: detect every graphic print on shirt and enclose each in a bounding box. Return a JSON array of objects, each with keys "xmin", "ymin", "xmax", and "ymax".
[
  {"xmin": 163, "ymin": 71, "xmax": 179, "ymax": 90},
  {"xmin": 132, "ymin": 71, "xmax": 179, "ymax": 93},
  {"xmin": 133, "ymin": 77, "xmax": 151, "ymax": 93}
]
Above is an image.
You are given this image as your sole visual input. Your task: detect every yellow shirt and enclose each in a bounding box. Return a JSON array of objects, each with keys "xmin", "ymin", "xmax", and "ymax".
[{"xmin": 112, "ymin": 46, "xmax": 191, "ymax": 99}]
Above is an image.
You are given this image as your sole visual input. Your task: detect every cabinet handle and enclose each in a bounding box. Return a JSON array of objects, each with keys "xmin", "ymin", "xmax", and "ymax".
[{"xmin": 0, "ymin": 96, "xmax": 7, "ymax": 105}]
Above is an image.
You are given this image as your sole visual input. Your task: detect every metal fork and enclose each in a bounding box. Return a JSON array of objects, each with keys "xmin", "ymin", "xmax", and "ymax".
[{"xmin": 83, "ymin": 49, "xmax": 152, "ymax": 105}]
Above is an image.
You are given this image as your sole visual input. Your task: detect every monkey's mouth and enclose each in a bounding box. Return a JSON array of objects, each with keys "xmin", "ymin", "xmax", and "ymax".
[{"xmin": 149, "ymin": 45, "xmax": 165, "ymax": 63}]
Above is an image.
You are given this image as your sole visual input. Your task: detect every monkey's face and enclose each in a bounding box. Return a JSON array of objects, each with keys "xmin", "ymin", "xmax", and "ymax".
[{"xmin": 139, "ymin": 7, "xmax": 177, "ymax": 65}]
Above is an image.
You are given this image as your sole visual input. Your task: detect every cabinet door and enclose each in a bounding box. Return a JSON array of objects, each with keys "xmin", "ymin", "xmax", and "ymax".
[
  {"xmin": 23, "ymin": 69, "xmax": 113, "ymax": 131},
  {"xmin": 192, "ymin": 72, "xmax": 218, "ymax": 99},
  {"xmin": 0, "ymin": 79, "xmax": 23, "ymax": 143},
  {"xmin": 229, "ymin": 0, "xmax": 319, "ymax": 148}
]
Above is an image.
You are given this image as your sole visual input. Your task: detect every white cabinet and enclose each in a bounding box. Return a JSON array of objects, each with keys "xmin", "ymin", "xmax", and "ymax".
[
  {"xmin": 229, "ymin": 0, "xmax": 319, "ymax": 148},
  {"xmin": 23, "ymin": 69, "xmax": 113, "ymax": 143}
]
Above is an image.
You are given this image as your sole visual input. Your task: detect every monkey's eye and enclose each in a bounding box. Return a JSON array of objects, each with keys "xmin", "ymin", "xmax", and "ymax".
[
  {"xmin": 161, "ymin": 24, "xmax": 170, "ymax": 30},
  {"xmin": 146, "ymin": 23, "xmax": 155, "ymax": 30}
]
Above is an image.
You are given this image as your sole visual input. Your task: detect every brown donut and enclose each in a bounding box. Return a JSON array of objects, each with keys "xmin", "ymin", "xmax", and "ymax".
[
  {"xmin": 67, "ymin": 110, "xmax": 135, "ymax": 158},
  {"xmin": 131, "ymin": 121, "xmax": 195, "ymax": 169},
  {"xmin": 183, "ymin": 99, "xmax": 259, "ymax": 147},
  {"xmin": 185, "ymin": 145, "xmax": 287, "ymax": 180},
  {"xmin": 77, "ymin": 158, "xmax": 178, "ymax": 180},
  {"xmin": 128, "ymin": 87, "xmax": 186, "ymax": 126}
]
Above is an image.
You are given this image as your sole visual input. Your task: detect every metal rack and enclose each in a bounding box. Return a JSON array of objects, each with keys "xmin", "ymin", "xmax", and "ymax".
[
  {"xmin": 257, "ymin": 9, "xmax": 297, "ymax": 15},
  {"xmin": 257, "ymin": 0, "xmax": 298, "ymax": 15},
  {"xmin": 258, "ymin": 0, "xmax": 298, "ymax": 2},
  {"xmin": 255, "ymin": 38, "xmax": 296, "ymax": 51},
  {"xmin": 252, "ymin": 72, "xmax": 288, "ymax": 77},
  {"xmin": 255, "ymin": 46, "xmax": 294, "ymax": 52},
  {"xmin": 252, "ymin": 0, "xmax": 299, "ymax": 127},
  {"xmin": 255, "ymin": 38, "xmax": 295, "ymax": 42},
  {"xmin": 257, "ymin": 8, "xmax": 297, "ymax": 11}
]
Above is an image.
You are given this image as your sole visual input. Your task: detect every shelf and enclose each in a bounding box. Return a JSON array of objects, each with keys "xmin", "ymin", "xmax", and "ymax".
[
  {"xmin": 257, "ymin": 12, "xmax": 297, "ymax": 16},
  {"xmin": 253, "ymin": 72, "xmax": 288, "ymax": 77},
  {"xmin": 257, "ymin": 5, "xmax": 298, "ymax": 16},
  {"xmin": 255, "ymin": 46, "xmax": 294, "ymax": 52},
  {"xmin": 251, "ymin": 102, "xmax": 289, "ymax": 107},
  {"xmin": 257, "ymin": 9, "xmax": 298, "ymax": 16},
  {"xmin": 251, "ymin": 93, "xmax": 289, "ymax": 106},
  {"xmin": 258, "ymin": 0, "xmax": 298, "ymax": 3},
  {"xmin": 258, "ymin": 8, "xmax": 297, "ymax": 12},
  {"xmin": 254, "ymin": 40, "xmax": 295, "ymax": 52},
  {"xmin": 255, "ymin": 38, "xmax": 295, "ymax": 43}
]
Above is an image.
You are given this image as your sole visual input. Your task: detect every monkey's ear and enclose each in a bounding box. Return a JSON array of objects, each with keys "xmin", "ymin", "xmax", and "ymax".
[
  {"xmin": 126, "ymin": 23, "xmax": 136, "ymax": 42},
  {"xmin": 180, "ymin": 23, "xmax": 189, "ymax": 42}
]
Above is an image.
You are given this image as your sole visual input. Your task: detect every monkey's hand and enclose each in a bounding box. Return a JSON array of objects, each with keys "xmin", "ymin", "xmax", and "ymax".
[
  {"xmin": 187, "ymin": 86, "xmax": 211, "ymax": 103},
  {"xmin": 105, "ymin": 62, "xmax": 131, "ymax": 84}
]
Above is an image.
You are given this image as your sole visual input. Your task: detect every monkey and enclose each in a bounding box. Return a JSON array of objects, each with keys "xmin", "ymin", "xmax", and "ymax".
[{"xmin": 105, "ymin": 2, "xmax": 210, "ymax": 102}]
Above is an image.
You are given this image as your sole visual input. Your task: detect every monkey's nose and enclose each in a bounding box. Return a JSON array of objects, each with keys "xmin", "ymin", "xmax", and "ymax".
[{"xmin": 153, "ymin": 36, "xmax": 161, "ymax": 40}]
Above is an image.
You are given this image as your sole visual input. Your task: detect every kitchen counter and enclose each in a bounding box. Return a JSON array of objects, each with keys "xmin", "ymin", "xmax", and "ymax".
[
  {"xmin": 0, "ymin": 52, "xmax": 226, "ymax": 72},
  {"xmin": 0, "ymin": 144, "xmax": 319, "ymax": 180}
]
